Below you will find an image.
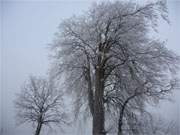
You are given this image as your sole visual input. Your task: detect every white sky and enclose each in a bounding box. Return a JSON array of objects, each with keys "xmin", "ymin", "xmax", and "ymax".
[{"xmin": 0, "ymin": 0, "xmax": 180, "ymax": 134}]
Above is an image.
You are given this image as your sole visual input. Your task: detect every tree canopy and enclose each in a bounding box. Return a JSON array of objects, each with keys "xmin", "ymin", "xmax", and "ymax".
[{"xmin": 50, "ymin": 0, "xmax": 180, "ymax": 135}]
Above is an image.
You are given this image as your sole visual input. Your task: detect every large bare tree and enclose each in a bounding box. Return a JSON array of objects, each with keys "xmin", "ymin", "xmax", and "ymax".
[
  {"xmin": 50, "ymin": 0, "xmax": 179, "ymax": 135},
  {"xmin": 15, "ymin": 76, "xmax": 67, "ymax": 135}
]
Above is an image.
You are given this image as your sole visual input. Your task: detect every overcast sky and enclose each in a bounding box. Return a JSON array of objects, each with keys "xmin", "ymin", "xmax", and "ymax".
[{"xmin": 0, "ymin": 0, "xmax": 180, "ymax": 135}]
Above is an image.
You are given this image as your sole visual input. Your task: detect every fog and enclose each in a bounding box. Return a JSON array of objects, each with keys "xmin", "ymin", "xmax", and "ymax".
[{"xmin": 0, "ymin": 0, "xmax": 180, "ymax": 135}]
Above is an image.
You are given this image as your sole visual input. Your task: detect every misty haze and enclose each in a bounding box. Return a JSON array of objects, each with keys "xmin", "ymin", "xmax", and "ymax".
[{"xmin": 1, "ymin": 0, "xmax": 180, "ymax": 135}]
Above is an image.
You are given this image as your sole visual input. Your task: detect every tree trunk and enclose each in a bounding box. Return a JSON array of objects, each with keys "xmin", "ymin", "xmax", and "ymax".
[
  {"xmin": 118, "ymin": 95, "xmax": 136, "ymax": 135},
  {"xmin": 118, "ymin": 109, "xmax": 124, "ymax": 135},
  {"xmin": 93, "ymin": 63, "xmax": 106, "ymax": 135},
  {"xmin": 35, "ymin": 122, "xmax": 42, "ymax": 135},
  {"xmin": 35, "ymin": 114, "xmax": 43, "ymax": 135},
  {"xmin": 87, "ymin": 71, "xmax": 94, "ymax": 116},
  {"xmin": 86, "ymin": 58, "xmax": 94, "ymax": 116}
]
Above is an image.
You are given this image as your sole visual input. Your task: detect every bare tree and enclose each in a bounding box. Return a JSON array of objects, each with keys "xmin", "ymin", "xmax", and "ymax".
[
  {"xmin": 104, "ymin": 74, "xmax": 179, "ymax": 135},
  {"xmin": 15, "ymin": 76, "xmax": 67, "ymax": 135},
  {"xmin": 50, "ymin": 0, "xmax": 179, "ymax": 135},
  {"xmin": 106, "ymin": 78, "xmax": 178, "ymax": 135}
]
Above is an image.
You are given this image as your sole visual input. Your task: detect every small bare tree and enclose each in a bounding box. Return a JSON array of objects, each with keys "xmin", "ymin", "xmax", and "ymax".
[{"xmin": 15, "ymin": 76, "xmax": 66, "ymax": 135}]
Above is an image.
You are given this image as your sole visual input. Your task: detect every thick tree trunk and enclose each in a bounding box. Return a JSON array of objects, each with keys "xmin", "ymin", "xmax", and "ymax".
[
  {"xmin": 35, "ymin": 122, "xmax": 42, "ymax": 135},
  {"xmin": 93, "ymin": 64, "xmax": 106, "ymax": 135}
]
